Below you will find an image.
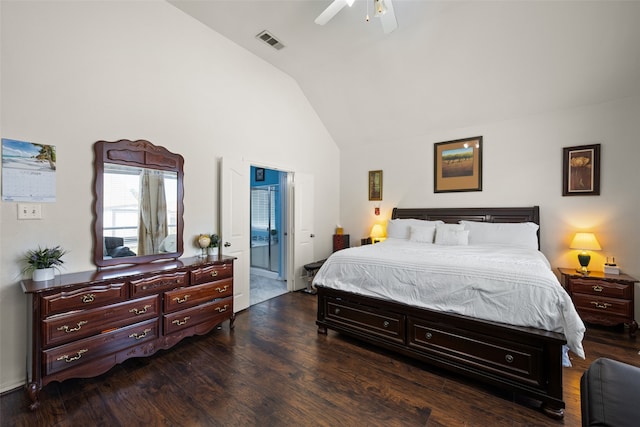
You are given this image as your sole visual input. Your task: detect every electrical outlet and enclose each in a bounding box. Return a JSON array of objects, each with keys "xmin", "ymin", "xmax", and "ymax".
[{"xmin": 18, "ymin": 203, "xmax": 42, "ymax": 220}]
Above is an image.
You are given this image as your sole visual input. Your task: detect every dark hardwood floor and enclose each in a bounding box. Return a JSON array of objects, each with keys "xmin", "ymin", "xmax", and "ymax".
[{"xmin": 2, "ymin": 291, "xmax": 639, "ymax": 426}]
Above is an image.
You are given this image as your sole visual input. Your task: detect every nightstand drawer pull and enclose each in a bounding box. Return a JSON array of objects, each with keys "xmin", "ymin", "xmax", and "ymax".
[
  {"xmin": 592, "ymin": 285, "xmax": 603, "ymax": 292},
  {"xmin": 425, "ymin": 332, "xmax": 433, "ymax": 340},
  {"xmin": 215, "ymin": 285, "xmax": 229, "ymax": 293},
  {"xmin": 172, "ymin": 316, "xmax": 190, "ymax": 326},
  {"xmin": 57, "ymin": 321, "xmax": 88, "ymax": 333},
  {"xmin": 82, "ymin": 294, "xmax": 95, "ymax": 303},
  {"xmin": 383, "ymin": 321, "xmax": 390, "ymax": 328},
  {"xmin": 129, "ymin": 329, "xmax": 152, "ymax": 340},
  {"xmin": 505, "ymin": 354, "xmax": 514, "ymax": 364},
  {"xmin": 129, "ymin": 304, "xmax": 152, "ymax": 315},
  {"xmin": 173, "ymin": 295, "xmax": 190, "ymax": 304},
  {"xmin": 57, "ymin": 349, "xmax": 88, "ymax": 363},
  {"xmin": 591, "ymin": 301, "xmax": 612, "ymax": 309},
  {"xmin": 210, "ymin": 271, "xmax": 218, "ymax": 278}
]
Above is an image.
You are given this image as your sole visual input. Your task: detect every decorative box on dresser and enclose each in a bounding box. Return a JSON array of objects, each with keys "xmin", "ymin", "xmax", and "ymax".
[
  {"xmin": 558, "ymin": 267, "xmax": 637, "ymax": 337},
  {"xmin": 21, "ymin": 255, "xmax": 235, "ymax": 410}
]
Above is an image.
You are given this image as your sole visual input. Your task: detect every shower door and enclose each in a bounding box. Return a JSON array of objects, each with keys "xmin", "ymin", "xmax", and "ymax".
[{"xmin": 250, "ymin": 185, "xmax": 279, "ymax": 272}]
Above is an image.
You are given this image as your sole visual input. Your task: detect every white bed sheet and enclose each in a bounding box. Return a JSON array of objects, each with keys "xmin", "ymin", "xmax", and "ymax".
[{"xmin": 312, "ymin": 238, "xmax": 586, "ymax": 360}]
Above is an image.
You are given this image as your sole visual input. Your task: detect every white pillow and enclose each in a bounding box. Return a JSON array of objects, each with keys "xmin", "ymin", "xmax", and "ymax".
[
  {"xmin": 409, "ymin": 225, "xmax": 436, "ymax": 243},
  {"xmin": 387, "ymin": 219, "xmax": 444, "ymax": 239},
  {"xmin": 435, "ymin": 228, "xmax": 469, "ymax": 246},
  {"xmin": 459, "ymin": 221, "xmax": 539, "ymax": 249}
]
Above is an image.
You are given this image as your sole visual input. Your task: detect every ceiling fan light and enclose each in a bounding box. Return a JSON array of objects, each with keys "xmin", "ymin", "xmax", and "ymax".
[{"xmin": 374, "ymin": 0, "xmax": 387, "ymax": 17}]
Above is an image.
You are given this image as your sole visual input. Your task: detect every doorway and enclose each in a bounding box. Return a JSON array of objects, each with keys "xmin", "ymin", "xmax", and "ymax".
[{"xmin": 250, "ymin": 166, "xmax": 288, "ymax": 305}]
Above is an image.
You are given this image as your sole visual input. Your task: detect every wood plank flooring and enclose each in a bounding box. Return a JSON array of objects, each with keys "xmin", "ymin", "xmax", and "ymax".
[{"xmin": 2, "ymin": 291, "xmax": 639, "ymax": 426}]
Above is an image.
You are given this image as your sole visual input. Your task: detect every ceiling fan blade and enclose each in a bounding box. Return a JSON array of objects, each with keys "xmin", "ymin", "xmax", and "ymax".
[
  {"xmin": 380, "ymin": 0, "xmax": 398, "ymax": 34},
  {"xmin": 314, "ymin": 0, "xmax": 350, "ymax": 26}
]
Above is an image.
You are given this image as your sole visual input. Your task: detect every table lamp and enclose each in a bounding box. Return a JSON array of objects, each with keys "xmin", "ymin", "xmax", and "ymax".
[
  {"xmin": 570, "ymin": 232, "xmax": 601, "ymax": 274},
  {"xmin": 370, "ymin": 224, "xmax": 386, "ymax": 244}
]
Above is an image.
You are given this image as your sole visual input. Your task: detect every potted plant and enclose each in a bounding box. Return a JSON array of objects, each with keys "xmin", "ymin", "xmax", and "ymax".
[
  {"xmin": 207, "ymin": 233, "xmax": 219, "ymax": 256},
  {"xmin": 22, "ymin": 245, "xmax": 68, "ymax": 282}
]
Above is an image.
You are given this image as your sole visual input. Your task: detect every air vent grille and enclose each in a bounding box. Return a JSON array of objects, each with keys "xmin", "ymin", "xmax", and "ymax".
[{"xmin": 256, "ymin": 30, "xmax": 285, "ymax": 50}]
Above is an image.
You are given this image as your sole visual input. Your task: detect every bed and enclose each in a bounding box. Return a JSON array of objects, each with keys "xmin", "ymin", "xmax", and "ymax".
[{"xmin": 314, "ymin": 206, "xmax": 585, "ymax": 419}]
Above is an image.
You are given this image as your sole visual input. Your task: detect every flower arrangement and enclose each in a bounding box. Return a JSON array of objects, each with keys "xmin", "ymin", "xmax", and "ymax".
[
  {"xmin": 208, "ymin": 233, "xmax": 219, "ymax": 248},
  {"xmin": 21, "ymin": 245, "xmax": 68, "ymax": 274}
]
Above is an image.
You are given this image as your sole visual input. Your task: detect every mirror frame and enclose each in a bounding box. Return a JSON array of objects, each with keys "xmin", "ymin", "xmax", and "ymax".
[{"xmin": 93, "ymin": 139, "xmax": 185, "ymax": 268}]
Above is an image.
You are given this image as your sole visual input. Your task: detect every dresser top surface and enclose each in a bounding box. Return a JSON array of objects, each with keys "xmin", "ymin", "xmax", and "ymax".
[{"xmin": 557, "ymin": 267, "xmax": 637, "ymax": 283}]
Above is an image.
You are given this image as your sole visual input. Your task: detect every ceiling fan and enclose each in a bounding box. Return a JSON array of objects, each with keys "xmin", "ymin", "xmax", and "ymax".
[{"xmin": 315, "ymin": 0, "xmax": 398, "ymax": 34}]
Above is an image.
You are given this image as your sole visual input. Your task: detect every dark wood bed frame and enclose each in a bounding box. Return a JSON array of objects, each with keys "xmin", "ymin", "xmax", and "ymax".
[{"xmin": 316, "ymin": 206, "xmax": 567, "ymax": 419}]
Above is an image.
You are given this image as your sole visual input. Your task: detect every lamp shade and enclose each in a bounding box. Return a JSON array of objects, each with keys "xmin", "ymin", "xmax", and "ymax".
[
  {"xmin": 569, "ymin": 233, "xmax": 601, "ymax": 251},
  {"xmin": 370, "ymin": 224, "xmax": 385, "ymax": 239}
]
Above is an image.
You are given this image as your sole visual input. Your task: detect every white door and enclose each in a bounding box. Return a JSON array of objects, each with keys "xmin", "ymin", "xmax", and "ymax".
[
  {"xmin": 220, "ymin": 157, "xmax": 250, "ymax": 312},
  {"xmin": 291, "ymin": 172, "xmax": 315, "ymax": 291}
]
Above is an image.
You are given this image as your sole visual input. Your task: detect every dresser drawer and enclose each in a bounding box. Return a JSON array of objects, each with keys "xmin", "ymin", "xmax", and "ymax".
[
  {"xmin": 572, "ymin": 293, "xmax": 632, "ymax": 318},
  {"xmin": 569, "ymin": 278, "xmax": 632, "ymax": 299},
  {"xmin": 164, "ymin": 278, "xmax": 233, "ymax": 313},
  {"xmin": 408, "ymin": 317, "xmax": 544, "ymax": 387},
  {"xmin": 41, "ymin": 282, "xmax": 128, "ymax": 317},
  {"xmin": 190, "ymin": 263, "xmax": 233, "ymax": 285},
  {"xmin": 164, "ymin": 297, "xmax": 233, "ymax": 334},
  {"xmin": 131, "ymin": 271, "xmax": 188, "ymax": 296},
  {"xmin": 42, "ymin": 295, "xmax": 159, "ymax": 348},
  {"xmin": 43, "ymin": 318, "xmax": 158, "ymax": 376},
  {"xmin": 323, "ymin": 297, "xmax": 405, "ymax": 344}
]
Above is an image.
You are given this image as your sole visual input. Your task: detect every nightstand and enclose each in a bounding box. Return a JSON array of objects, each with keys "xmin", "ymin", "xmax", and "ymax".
[
  {"xmin": 333, "ymin": 234, "xmax": 350, "ymax": 252},
  {"xmin": 558, "ymin": 267, "xmax": 638, "ymax": 337}
]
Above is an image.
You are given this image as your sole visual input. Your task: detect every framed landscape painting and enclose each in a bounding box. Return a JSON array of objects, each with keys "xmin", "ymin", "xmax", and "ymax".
[
  {"xmin": 434, "ymin": 136, "xmax": 483, "ymax": 193},
  {"xmin": 562, "ymin": 144, "xmax": 600, "ymax": 196},
  {"xmin": 368, "ymin": 170, "xmax": 382, "ymax": 201}
]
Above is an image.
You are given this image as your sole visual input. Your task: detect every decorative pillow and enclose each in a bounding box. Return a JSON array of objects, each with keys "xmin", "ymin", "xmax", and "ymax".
[
  {"xmin": 434, "ymin": 228, "xmax": 469, "ymax": 246},
  {"xmin": 409, "ymin": 225, "xmax": 436, "ymax": 243},
  {"xmin": 459, "ymin": 220, "xmax": 539, "ymax": 249},
  {"xmin": 386, "ymin": 219, "xmax": 444, "ymax": 239}
]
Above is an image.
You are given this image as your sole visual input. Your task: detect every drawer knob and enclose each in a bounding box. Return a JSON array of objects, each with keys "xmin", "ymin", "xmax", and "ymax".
[
  {"xmin": 505, "ymin": 354, "xmax": 514, "ymax": 363},
  {"xmin": 129, "ymin": 328, "xmax": 152, "ymax": 340},
  {"xmin": 130, "ymin": 304, "xmax": 152, "ymax": 315},
  {"xmin": 425, "ymin": 332, "xmax": 433, "ymax": 340},
  {"xmin": 215, "ymin": 304, "xmax": 229, "ymax": 313},
  {"xmin": 215, "ymin": 285, "xmax": 229, "ymax": 293},
  {"xmin": 173, "ymin": 295, "xmax": 190, "ymax": 304},
  {"xmin": 56, "ymin": 349, "xmax": 88, "ymax": 363},
  {"xmin": 211, "ymin": 271, "xmax": 219, "ymax": 278},
  {"xmin": 57, "ymin": 321, "xmax": 88, "ymax": 333},
  {"xmin": 591, "ymin": 301, "xmax": 612, "ymax": 309},
  {"xmin": 172, "ymin": 316, "xmax": 190, "ymax": 326},
  {"xmin": 81, "ymin": 294, "xmax": 95, "ymax": 303},
  {"xmin": 334, "ymin": 308, "xmax": 341, "ymax": 315},
  {"xmin": 383, "ymin": 321, "xmax": 390, "ymax": 328},
  {"xmin": 592, "ymin": 285, "xmax": 603, "ymax": 292}
]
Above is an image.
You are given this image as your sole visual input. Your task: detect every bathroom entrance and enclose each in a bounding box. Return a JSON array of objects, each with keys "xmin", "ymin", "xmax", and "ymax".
[{"xmin": 250, "ymin": 166, "xmax": 288, "ymax": 305}]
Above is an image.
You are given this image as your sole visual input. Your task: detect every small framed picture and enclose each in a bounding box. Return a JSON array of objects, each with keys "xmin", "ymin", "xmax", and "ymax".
[
  {"xmin": 255, "ymin": 167, "xmax": 265, "ymax": 182},
  {"xmin": 368, "ymin": 170, "xmax": 382, "ymax": 201},
  {"xmin": 562, "ymin": 144, "xmax": 600, "ymax": 196},
  {"xmin": 434, "ymin": 136, "xmax": 483, "ymax": 193}
]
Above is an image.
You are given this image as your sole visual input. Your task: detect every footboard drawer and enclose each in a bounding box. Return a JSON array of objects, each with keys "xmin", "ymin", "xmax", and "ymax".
[
  {"xmin": 323, "ymin": 297, "xmax": 405, "ymax": 344},
  {"xmin": 408, "ymin": 317, "xmax": 544, "ymax": 387}
]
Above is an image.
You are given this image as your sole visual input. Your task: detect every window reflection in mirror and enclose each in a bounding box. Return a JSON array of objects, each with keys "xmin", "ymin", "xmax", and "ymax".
[{"xmin": 103, "ymin": 163, "xmax": 178, "ymax": 260}]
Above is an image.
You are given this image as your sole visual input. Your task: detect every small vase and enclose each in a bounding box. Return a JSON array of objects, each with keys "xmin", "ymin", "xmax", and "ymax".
[
  {"xmin": 207, "ymin": 247, "xmax": 218, "ymax": 256},
  {"xmin": 32, "ymin": 267, "xmax": 55, "ymax": 282}
]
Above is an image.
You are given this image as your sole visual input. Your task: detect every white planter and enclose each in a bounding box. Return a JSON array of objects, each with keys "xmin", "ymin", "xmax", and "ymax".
[
  {"xmin": 32, "ymin": 267, "xmax": 55, "ymax": 282},
  {"xmin": 207, "ymin": 247, "xmax": 219, "ymax": 256}
]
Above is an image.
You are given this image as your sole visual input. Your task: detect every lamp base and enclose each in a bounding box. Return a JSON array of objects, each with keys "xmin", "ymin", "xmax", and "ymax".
[{"xmin": 575, "ymin": 268, "xmax": 591, "ymax": 275}]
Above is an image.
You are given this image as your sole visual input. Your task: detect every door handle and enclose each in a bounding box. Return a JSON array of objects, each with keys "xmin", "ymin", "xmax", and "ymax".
[
  {"xmin": 224, "ymin": 242, "xmax": 231, "ymax": 247},
  {"xmin": 310, "ymin": 234, "xmax": 315, "ymax": 238}
]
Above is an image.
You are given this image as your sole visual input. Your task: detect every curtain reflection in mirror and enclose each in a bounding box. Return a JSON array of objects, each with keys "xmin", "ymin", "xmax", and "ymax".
[{"xmin": 138, "ymin": 169, "xmax": 167, "ymax": 255}]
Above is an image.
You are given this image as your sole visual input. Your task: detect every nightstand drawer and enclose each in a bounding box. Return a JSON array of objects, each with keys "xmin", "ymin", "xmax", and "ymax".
[
  {"xmin": 569, "ymin": 278, "xmax": 631, "ymax": 299},
  {"xmin": 572, "ymin": 293, "xmax": 632, "ymax": 318}
]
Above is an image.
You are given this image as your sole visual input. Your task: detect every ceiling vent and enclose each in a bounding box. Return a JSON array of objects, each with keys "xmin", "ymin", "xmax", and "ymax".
[{"xmin": 256, "ymin": 30, "xmax": 285, "ymax": 51}]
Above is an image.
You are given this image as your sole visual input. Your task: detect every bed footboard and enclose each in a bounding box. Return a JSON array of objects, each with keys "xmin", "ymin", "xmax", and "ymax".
[{"xmin": 316, "ymin": 286, "xmax": 566, "ymax": 419}]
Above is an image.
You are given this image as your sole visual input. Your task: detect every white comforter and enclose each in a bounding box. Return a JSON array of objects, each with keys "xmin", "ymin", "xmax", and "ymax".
[{"xmin": 312, "ymin": 239, "xmax": 586, "ymax": 360}]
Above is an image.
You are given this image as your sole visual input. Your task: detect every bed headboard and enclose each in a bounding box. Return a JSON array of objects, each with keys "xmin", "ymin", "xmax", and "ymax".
[{"xmin": 391, "ymin": 206, "xmax": 540, "ymax": 247}]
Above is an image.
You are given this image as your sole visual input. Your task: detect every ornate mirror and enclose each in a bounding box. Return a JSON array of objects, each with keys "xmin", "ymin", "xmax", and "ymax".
[{"xmin": 93, "ymin": 139, "xmax": 184, "ymax": 268}]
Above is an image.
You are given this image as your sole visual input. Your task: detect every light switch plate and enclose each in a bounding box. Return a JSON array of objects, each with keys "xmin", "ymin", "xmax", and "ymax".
[{"xmin": 18, "ymin": 203, "xmax": 42, "ymax": 220}]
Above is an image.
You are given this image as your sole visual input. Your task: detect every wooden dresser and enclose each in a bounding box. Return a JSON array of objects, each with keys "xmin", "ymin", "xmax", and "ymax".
[
  {"xmin": 558, "ymin": 267, "xmax": 637, "ymax": 337},
  {"xmin": 21, "ymin": 256, "xmax": 234, "ymax": 410}
]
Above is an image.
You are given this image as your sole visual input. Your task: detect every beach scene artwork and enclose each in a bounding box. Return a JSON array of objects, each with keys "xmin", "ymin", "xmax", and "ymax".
[{"xmin": 2, "ymin": 138, "xmax": 57, "ymax": 202}]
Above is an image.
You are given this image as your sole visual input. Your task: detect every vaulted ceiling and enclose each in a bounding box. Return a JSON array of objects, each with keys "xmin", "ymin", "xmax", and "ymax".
[{"xmin": 169, "ymin": 1, "xmax": 640, "ymax": 149}]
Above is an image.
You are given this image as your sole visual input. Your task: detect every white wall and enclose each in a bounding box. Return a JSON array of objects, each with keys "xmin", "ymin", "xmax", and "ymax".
[
  {"xmin": 0, "ymin": 1, "xmax": 340, "ymax": 392},
  {"xmin": 340, "ymin": 96, "xmax": 640, "ymax": 316}
]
